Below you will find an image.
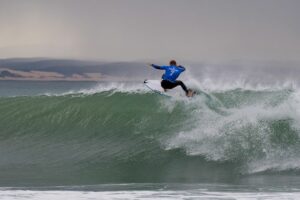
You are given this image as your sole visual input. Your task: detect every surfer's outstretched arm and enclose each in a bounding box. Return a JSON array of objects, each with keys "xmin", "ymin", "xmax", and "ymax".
[
  {"xmin": 151, "ymin": 64, "xmax": 166, "ymax": 70},
  {"xmin": 178, "ymin": 65, "xmax": 186, "ymax": 72}
]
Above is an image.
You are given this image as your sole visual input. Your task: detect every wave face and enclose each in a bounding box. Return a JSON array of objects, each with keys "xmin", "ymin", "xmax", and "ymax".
[{"xmin": 1, "ymin": 83, "xmax": 300, "ymax": 186}]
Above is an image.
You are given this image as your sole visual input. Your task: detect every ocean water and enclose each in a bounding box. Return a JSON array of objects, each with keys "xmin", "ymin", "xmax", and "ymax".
[{"xmin": 1, "ymin": 80, "xmax": 300, "ymax": 199}]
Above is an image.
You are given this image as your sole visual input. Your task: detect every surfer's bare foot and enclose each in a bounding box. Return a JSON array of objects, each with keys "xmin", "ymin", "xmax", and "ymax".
[{"xmin": 186, "ymin": 89, "xmax": 194, "ymax": 97}]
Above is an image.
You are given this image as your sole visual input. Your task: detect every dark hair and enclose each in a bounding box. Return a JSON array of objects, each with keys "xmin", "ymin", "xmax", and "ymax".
[{"xmin": 169, "ymin": 60, "xmax": 177, "ymax": 66}]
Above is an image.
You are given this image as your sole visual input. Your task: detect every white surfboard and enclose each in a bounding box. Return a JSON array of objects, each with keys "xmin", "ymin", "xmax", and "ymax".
[{"xmin": 143, "ymin": 79, "xmax": 183, "ymax": 97}]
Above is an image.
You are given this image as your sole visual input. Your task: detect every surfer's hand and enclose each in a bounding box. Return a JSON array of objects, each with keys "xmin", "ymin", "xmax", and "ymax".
[{"xmin": 147, "ymin": 63, "xmax": 152, "ymax": 67}]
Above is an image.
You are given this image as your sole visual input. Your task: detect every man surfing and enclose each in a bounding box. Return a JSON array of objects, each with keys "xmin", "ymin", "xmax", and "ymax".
[{"xmin": 149, "ymin": 60, "xmax": 195, "ymax": 97}]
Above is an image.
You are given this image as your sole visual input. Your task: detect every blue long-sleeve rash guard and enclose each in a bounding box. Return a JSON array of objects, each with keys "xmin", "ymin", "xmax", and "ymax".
[{"xmin": 151, "ymin": 64, "xmax": 185, "ymax": 82}]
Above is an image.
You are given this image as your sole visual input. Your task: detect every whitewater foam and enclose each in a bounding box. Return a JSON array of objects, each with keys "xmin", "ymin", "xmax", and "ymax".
[
  {"xmin": 165, "ymin": 87, "xmax": 300, "ymax": 173},
  {"xmin": 0, "ymin": 188, "xmax": 299, "ymax": 200}
]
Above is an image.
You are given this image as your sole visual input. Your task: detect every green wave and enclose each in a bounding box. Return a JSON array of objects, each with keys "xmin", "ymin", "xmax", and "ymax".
[{"xmin": 0, "ymin": 90, "xmax": 299, "ymax": 186}]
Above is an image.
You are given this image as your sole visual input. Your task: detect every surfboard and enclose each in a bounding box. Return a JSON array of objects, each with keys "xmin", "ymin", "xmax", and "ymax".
[
  {"xmin": 144, "ymin": 79, "xmax": 167, "ymax": 96},
  {"xmin": 143, "ymin": 79, "xmax": 195, "ymax": 97}
]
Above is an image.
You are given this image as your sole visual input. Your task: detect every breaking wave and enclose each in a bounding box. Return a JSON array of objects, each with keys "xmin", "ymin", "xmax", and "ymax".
[{"xmin": 1, "ymin": 81, "xmax": 300, "ymax": 186}]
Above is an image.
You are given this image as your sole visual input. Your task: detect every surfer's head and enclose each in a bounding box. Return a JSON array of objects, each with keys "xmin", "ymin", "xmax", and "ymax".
[{"xmin": 169, "ymin": 60, "xmax": 177, "ymax": 66}]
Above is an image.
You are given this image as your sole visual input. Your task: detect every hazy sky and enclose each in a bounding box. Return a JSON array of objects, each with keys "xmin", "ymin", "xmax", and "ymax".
[{"xmin": 0, "ymin": 0, "xmax": 299, "ymax": 62}]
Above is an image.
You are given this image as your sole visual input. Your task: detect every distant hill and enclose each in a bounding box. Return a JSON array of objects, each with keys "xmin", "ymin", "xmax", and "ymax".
[
  {"xmin": 0, "ymin": 58, "xmax": 155, "ymax": 81},
  {"xmin": 0, "ymin": 70, "xmax": 22, "ymax": 78}
]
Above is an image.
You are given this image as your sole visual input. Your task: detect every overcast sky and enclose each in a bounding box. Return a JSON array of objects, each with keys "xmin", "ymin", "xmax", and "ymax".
[{"xmin": 0, "ymin": 0, "xmax": 299, "ymax": 62}]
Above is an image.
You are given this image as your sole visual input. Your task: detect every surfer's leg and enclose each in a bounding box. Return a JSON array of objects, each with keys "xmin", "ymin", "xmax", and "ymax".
[
  {"xmin": 175, "ymin": 80, "xmax": 188, "ymax": 93},
  {"xmin": 162, "ymin": 80, "xmax": 189, "ymax": 93},
  {"xmin": 161, "ymin": 80, "xmax": 175, "ymax": 89}
]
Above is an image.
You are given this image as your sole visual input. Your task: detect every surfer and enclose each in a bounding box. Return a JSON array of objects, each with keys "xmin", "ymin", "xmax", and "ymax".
[{"xmin": 149, "ymin": 60, "xmax": 194, "ymax": 97}]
